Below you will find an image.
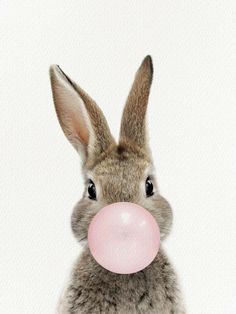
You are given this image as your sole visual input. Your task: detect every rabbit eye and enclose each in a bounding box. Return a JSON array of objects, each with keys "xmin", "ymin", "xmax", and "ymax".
[
  {"xmin": 88, "ymin": 179, "xmax": 97, "ymax": 200},
  {"xmin": 145, "ymin": 176, "xmax": 154, "ymax": 197}
]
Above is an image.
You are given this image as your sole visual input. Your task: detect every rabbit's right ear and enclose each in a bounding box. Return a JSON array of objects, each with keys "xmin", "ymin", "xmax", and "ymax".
[
  {"xmin": 50, "ymin": 65, "xmax": 115, "ymax": 162},
  {"xmin": 119, "ymin": 56, "xmax": 153, "ymax": 151}
]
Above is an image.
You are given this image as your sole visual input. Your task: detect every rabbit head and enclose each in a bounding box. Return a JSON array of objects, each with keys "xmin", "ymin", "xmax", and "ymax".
[{"xmin": 50, "ymin": 56, "xmax": 173, "ymax": 246}]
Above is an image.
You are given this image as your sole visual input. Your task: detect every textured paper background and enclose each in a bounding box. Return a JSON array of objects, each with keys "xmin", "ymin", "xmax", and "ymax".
[{"xmin": 1, "ymin": 1, "xmax": 236, "ymax": 313}]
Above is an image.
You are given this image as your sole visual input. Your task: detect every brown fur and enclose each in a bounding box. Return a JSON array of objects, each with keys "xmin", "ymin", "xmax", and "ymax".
[{"xmin": 50, "ymin": 56, "xmax": 185, "ymax": 313}]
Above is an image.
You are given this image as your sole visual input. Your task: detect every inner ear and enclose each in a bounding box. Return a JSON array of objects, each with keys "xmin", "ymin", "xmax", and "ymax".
[
  {"xmin": 57, "ymin": 67, "xmax": 90, "ymax": 146},
  {"xmin": 56, "ymin": 83, "xmax": 90, "ymax": 146},
  {"xmin": 50, "ymin": 65, "xmax": 93, "ymax": 156}
]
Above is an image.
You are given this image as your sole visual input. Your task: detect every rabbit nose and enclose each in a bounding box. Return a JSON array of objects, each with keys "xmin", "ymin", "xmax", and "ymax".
[{"xmin": 88, "ymin": 202, "xmax": 160, "ymax": 274}]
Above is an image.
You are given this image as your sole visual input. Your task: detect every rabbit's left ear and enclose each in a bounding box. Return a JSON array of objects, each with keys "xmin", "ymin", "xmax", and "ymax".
[
  {"xmin": 50, "ymin": 65, "xmax": 115, "ymax": 162},
  {"xmin": 119, "ymin": 56, "xmax": 153, "ymax": 150}
]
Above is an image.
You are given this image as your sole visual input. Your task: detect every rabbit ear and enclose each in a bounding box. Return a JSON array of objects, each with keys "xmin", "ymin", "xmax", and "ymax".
[
  {"xmin": 119, "ymin": 55, "xmax": 153, "ymax": 150},
  {"xmin": 50, "ymin": 65, "xmax": 115, "ymax": 161}
]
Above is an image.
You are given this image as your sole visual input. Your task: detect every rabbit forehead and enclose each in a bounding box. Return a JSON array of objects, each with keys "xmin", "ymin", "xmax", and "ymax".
[
  {"xmin": 91, "ymin": 153, "xmax": 151, "ymax": 178},
  {"xmin": 86, "ymin": 152, "xmax": 151, "ymax": 202}
]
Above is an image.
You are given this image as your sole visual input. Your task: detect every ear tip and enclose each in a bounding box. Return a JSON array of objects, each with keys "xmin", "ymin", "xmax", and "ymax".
[
  {"xmin": 144, "ymin": 54, "xmax": 152, "ymax": 63},
  {"xmin": 141, "ymin": 55, "xmax": 153, "ymax": 78},
  {"xmin": 49, "ymin": 65, "xmax": 70, "ymax": 86},
  {"xmin": 49, "ymin": 64, "xmax": 60, "ymax": 77}
]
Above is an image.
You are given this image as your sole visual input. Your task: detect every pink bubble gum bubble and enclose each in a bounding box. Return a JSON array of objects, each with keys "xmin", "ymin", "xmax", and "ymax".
[{"xmin": 88, "ymin": 202, "xmax": 160, "ymax": 274}]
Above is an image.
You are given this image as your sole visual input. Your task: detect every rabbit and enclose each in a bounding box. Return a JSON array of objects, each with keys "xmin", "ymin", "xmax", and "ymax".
[{"xmin": 50, "ymin": 56, "xmax": 186, "ymax": 314}]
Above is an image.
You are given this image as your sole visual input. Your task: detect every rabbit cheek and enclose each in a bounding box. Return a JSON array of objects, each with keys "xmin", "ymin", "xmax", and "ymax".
[
  {"xmin": 71, "ymin": 198, "xmax": 100, "ymax": 244},
  {"xmin": 141, "ymin": 194, "xmax": 173, "ymax": 240},
  {"xmin": 151, "ymin": 194, "xmax": 173, "ymax": 240}
]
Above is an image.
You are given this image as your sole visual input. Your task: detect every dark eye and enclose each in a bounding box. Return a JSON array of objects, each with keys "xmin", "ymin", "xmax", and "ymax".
[
  {"xmin": 145, "ymin": 176, "xmax": 154, "ymax": 197},
  {"xmin": 88, "ymin": 179, "xmax": 97, "ymax": 200}
]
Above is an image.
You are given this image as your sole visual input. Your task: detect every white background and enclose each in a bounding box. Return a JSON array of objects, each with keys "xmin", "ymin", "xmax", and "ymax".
[{"xmin": 1, "ymin": 1, "xmax": 236, "ymax": 313}]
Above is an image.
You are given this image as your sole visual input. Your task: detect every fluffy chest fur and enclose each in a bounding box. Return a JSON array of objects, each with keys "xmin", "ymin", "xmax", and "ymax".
[{"xmin": 59, "ymin": 247, "xmax": 184, "ymax": 314}]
